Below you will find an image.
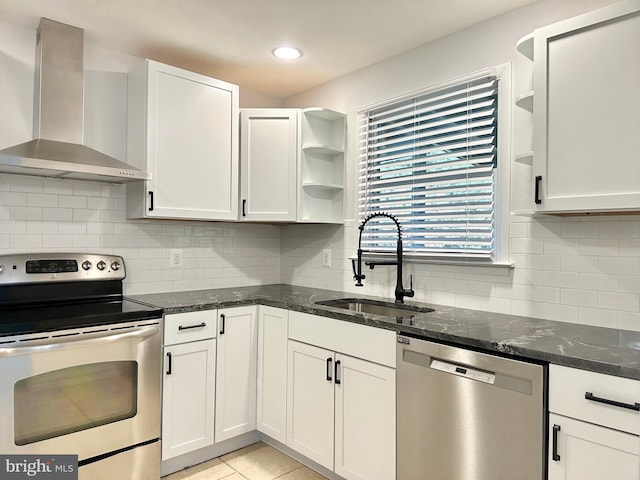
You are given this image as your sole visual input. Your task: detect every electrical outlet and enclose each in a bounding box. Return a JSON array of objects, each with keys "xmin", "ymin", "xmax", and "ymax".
[
  {"xmin": 322, "ymin": 248, "xmax": 332, "ymax": 267},
  {"xmin": 170, "ymin": 249, "xmax": 183, "ymax": 268}
]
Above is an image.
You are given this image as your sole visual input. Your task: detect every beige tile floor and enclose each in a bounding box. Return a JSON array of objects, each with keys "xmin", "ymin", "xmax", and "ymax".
[{"xmin": 163, "ymin": 442, "xmax": 328, "ymax": 480}]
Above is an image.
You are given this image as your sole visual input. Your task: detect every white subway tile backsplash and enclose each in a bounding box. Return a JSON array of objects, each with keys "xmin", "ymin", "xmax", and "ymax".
[
  {"xmin": 579, "ymin": 307, "xmax": 618, "ymax": 329},
  {"xmin": 598, "ymin": 292, "xmax": 639, "ymax": 313},
  {"xmin": 560, "ymin": 288, "xmax": 598, "ymax": 308},
  {"xmin": 0, "ymin": 192, "xmax": 27, "ymax": 205},
  {"xmin": 11, "ymin": 206, "xmax": 42, "ymax": 221},
  {"xmin": 579, "ymin": 273, "xmax": 618, "ymax": 292},
  {"xmin": 542, "ymin": 303, "xmax": 578, "ymax": 323},
  {"xmin": 2, "ymin": 172, "xmax": 640, "ymax": 330},
  {"xmin": 579, "ymin": 239, "xmax": 619, "ymax": 256},
  {"xmin": 59, "ymin": 195, "xmax": 87, "ymax": 209},
  {"xmin": 27, "ymin": 193, "xmax": 58, "ymax": 208},
  {"xmin": 598, "ymin": 256, "xmax": 640, "ymax": 275},
  {"xmin": 43, "ymin": 208, "xmax": 73, "ymax": 221}
]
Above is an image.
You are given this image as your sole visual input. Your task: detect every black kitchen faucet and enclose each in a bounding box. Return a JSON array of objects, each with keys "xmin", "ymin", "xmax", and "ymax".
[{"xmin": 351, "ymin": 212, "xmax": 415, "ymax": 303}]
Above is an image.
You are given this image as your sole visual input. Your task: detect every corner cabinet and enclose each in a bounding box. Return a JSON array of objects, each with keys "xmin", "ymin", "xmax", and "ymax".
[
  {"xmin": 239, "ymin": 109, "xmax": 298, "ymax": 221},
  {"xmin": 238, "ymin": 107, "xmax": 346, "ymax": 223},
  {"xmin": 215, "ymin": 306, "xmax": 258, "ymax": 442},
  {"xmin": 299, "ymin": 108, "xmax": 346, "ymax": 223},
  {"xmin": 548, "ymin": 365, "xmax": 640, "ymax": 480},
  {"xmin": 531, "ymin": 1, "xmax": 640, "ymax": 213},
  {"xmin": 126, "ymin": 60, "xmax": 239, "ymax": 221},
  {"xmin": 256, "ymin": 306, "xmax": 289, "ymax": 443}
]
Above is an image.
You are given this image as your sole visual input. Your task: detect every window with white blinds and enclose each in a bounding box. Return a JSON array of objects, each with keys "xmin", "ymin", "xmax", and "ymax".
[{"xmin": 358, "ymin": 75, "xmax": 499, "ymax": 260}]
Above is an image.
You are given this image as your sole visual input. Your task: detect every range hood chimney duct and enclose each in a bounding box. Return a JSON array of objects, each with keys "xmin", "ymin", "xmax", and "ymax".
[{"xmin": 0, "ymin": 18, "xmax": 150, "ymax": 183}]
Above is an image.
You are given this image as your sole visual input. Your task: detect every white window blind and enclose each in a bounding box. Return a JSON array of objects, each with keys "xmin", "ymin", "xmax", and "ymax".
[{"xmin": 358, "ymin": 75, "xmax": 498, "ymax": 260}]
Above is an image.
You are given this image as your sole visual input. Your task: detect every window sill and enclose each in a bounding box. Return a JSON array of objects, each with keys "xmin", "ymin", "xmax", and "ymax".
[{"xmin": 351, "ymin": 253, "xmax": 514, "ymax": 271}]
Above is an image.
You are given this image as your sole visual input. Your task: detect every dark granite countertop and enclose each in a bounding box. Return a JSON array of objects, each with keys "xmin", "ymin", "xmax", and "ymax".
[{"xmin": 130, "ymin": 284, "xmax": 640, "ymax": 381}]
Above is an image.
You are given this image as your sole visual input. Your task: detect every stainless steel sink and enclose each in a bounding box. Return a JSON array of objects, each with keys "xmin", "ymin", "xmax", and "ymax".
[{"xmin": 315, "ymin": 298, "xmax": 434, "ymax": 318}]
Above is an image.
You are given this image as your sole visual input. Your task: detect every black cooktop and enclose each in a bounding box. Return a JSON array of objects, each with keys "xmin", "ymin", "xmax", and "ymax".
[{"xmin": 0, "ymin": 297, "xmax": 163, "ymax": 338}]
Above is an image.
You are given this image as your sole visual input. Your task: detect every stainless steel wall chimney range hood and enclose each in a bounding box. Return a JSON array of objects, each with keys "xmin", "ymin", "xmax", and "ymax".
[{"xmin": 0, "ymin": 18, "xmax": 150, "ymax": 183}]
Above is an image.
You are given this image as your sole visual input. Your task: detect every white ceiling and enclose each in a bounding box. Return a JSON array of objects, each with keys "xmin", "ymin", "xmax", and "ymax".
[{"xmin": 0, "ymin": 0, "xmax": 538, "ymax": 99}]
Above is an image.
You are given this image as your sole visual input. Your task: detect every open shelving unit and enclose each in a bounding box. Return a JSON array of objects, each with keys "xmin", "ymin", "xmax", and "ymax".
[{"xmin": 298, "ymin": 108, "xmax": 346, "ymax": 223}]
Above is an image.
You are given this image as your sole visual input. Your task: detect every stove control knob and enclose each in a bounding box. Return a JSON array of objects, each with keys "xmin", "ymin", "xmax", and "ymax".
[
  {"xmin": 96, "ymin": 260, "xmax": 107, "ymax": 271},
  {"xmin": 111, "ymin": 261, "xmax": 121, "ymax": 271},
  {"xmin": 81, "ymin": 260, "xmax": 92, "ymax": 271}
]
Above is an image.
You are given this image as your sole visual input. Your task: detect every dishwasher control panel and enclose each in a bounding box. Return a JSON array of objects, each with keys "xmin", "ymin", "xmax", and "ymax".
[{"xmin": 430, "ymin": 358, "xmax": 496, "ymax": 384}]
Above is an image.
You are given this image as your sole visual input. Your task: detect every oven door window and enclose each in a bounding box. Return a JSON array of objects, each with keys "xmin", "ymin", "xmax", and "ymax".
[{"xmin": 13, "ymin": 361, "xmax": 138, "ymax": 446}]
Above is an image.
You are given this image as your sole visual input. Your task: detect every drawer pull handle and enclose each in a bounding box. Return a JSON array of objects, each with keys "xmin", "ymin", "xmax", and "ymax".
[
  {"xmin": 552, "ymin": 424, "xmax": 561, "ymax": 461},
  {"xmin": 335, "ymin": 360, "xmax": 341, "ymax": 385},
  {"xmin": 178, "ymin": 322, "xmax": 206, "ymax": 331},
  {"xmin": 220, "ymin": 314, "xmax": 226, "ymax": 335},
  {"xmin": 584, "ymin": 392, "xmax": 640, "ymax": 411},
  {"xmin": 166, "ymin": 352, "xmax": 172, "ymax": 375}
]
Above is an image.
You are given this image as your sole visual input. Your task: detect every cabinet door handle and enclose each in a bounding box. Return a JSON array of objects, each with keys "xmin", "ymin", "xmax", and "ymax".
[
  {"xmin": 552, "ymin": 424, "xmax": 561, "ymax": 461},
  {"xmin": 148, "ymin": 191, "xmax": 154, "ymax": 211},
  {"xmin": 585, "ymin": 391, "xmax": 640, "ymax": 411},
  {"xmin": 534, "ymin": 176, "xmax": 542, "ymax": 204},
  {"xmin": 219, "ymin": 314, "xmax": 226, "ymax": 335},
  {"xmin": 166, "ymin": 352, "xmax": 172, "ymax": 375},
  {"xmin": 326, "ymin": 357, "xmax": 333, "ymax": 382},
  {"xmin": 242, "ymin": 199, "xmax": 247, "ymax": 217},
  {"xmin": 178, "ymin": 322, "xmax": 206, "ymax": 331},
  {"xmin": 335, "ymin": 360, "xmax": 341, "ymax": 385}
]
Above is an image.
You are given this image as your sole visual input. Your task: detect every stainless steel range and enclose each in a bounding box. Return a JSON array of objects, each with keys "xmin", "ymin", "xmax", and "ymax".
[{"xmin": 0, "ymin": 253, "xmax": 163, "ymax": 480}]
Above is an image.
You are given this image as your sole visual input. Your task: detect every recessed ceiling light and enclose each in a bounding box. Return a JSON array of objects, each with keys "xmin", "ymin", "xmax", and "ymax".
[{"xmin": 273, "ymin": 46, "xmax": 302, "ymax": 60}]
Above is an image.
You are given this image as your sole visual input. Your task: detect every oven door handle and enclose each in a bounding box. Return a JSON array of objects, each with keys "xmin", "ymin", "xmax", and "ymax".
[{"xmin": 0, "ymin": 324, "xmax": 160, "ymax": 357}]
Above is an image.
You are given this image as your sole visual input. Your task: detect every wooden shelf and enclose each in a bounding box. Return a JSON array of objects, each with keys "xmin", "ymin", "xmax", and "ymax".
[
  {"xmin": 515, "ymin": 91, "xmax": 534, "ymax": 112},
  {"xmin": 516, "ymin": 33, "xmax": 534, "ymax": 60}
]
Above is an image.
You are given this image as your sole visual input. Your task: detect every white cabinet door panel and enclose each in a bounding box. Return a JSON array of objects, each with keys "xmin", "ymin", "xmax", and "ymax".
[
  {"xmin": 215, "ymin": 306, "xmax": 257, "ymax": 443},
  {"xmin": 532, "ymin": 3, "xmax": 640, "ymax": 212},
  {"xmin": 240, "ymin": 109, "xmax": 298, "ymax": 221},
  {"xmin": 257, "ymin": 306, "xmax": 289, "ymax": 443},
  {"xmin": 287, "ymin": 340, "xmax": 335, "ymax": 470},
  {"xmin": 548, "ymin": 413, "xmax": 640, "ymax": 480},
  {"xmin": 334, "ymin": 354, "xmax": 395, "ymax": 480},
  {"xmin": 161, "ymin": 339, "xmax": 216, "ymax": 460}
]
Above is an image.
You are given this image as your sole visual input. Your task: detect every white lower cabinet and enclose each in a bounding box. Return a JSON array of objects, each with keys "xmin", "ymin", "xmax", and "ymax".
[
  {"xmin": 256, "ymin": 306, "xmax": 289, "ymax": 443},
  {"xmin": 215, "ymin": 306, "xmax": 258, "ymax": 442},
  {"xmin": 286, "ymin": 311, "xmax": 396, "ymax": 480},
  {"xmin": 548, "ymin": 365, "xmax": 640, "ymax": 480},
  {"xmin": 162, "ymin": 311, "xmax": 217, "ymax": 460},
  {"xmin": 548, "ymin": 413, "xmax": 639, "ymax": 480},
  {"xmin": 334, "ymin": 354, "xmax": 395, "ymax": 480},
  {"xmin": 287, "ymin": 341, "xmax": 336, "ymax": 468}
]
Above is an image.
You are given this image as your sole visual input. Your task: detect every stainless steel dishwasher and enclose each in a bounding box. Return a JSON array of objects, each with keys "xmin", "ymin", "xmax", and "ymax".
[{"xmin": 397, "ymin": 335, "xmax": 546, "ymax": 480}]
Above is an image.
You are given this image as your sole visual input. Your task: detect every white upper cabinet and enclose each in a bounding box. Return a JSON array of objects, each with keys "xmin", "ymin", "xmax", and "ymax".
[
  {"xmin": 126, "ymin": 60, "xmax": 239, "ymax": 220},
  {"xmin": 299, "ymin": 108, "xmax": 346, "ymax": 224},
  {"xmin": 238, "ymin": 107, "xmax": 346, "ymax": 223},
  {"xmin": 532, "ymin": 1, "xmax": 640, "ymax": 213},
  {"xmin": 240, "ymin": 109, "xmax": 298, "ymax": 221}
]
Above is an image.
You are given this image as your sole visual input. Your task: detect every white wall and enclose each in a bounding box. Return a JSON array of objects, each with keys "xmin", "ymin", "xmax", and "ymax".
[
  {"xmin": 2, "ymin": 3, "xmax": 639, "ymax": 330},
  {"xmin": 281, "ymin": 0, "xmax": 640, "ymax": 332},
  {"xmin": 0, "ymin": 18, "xmax": 282, "ymax": 295}
]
